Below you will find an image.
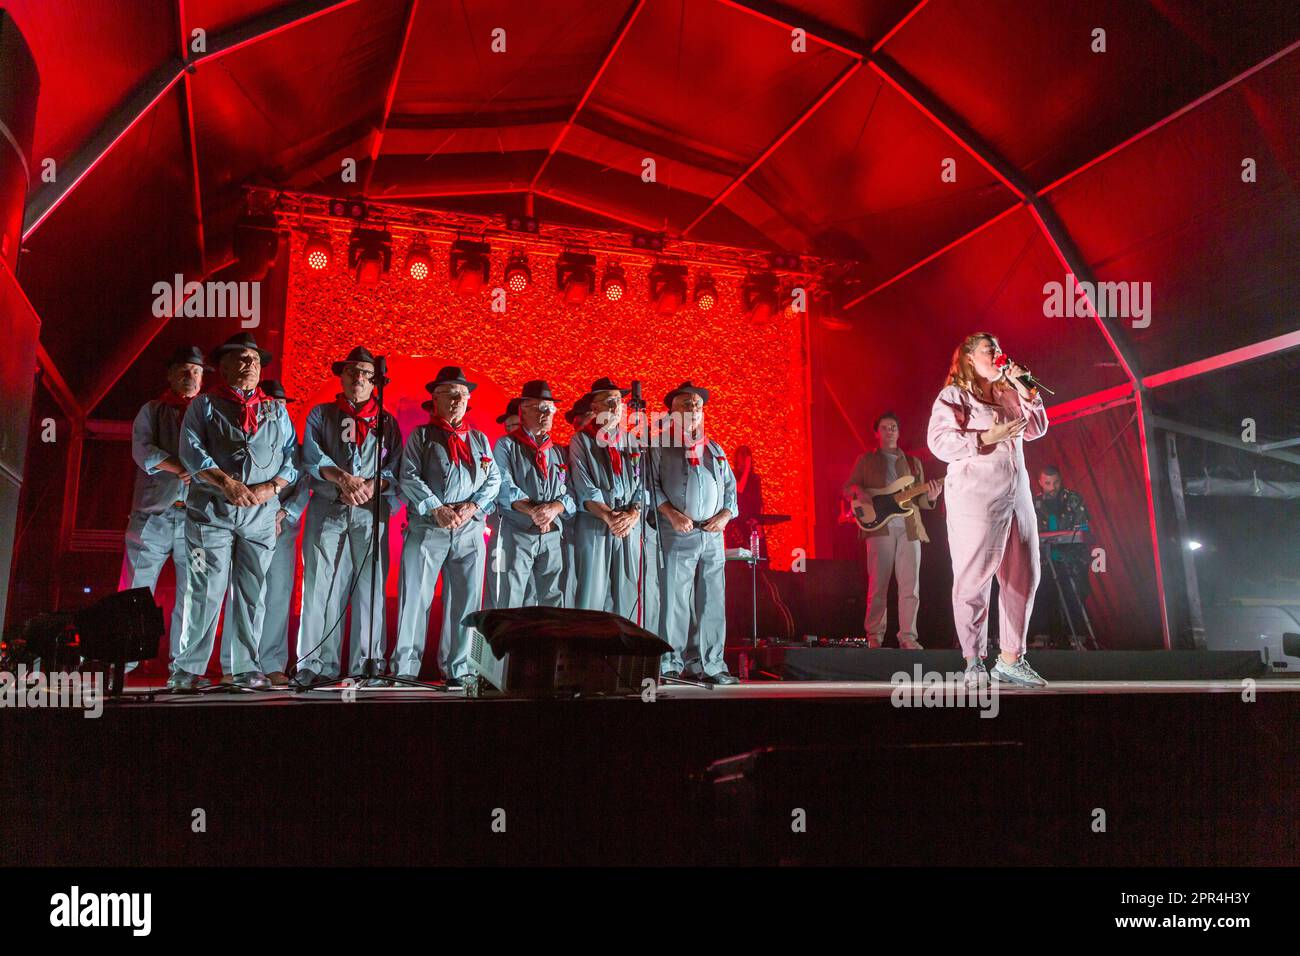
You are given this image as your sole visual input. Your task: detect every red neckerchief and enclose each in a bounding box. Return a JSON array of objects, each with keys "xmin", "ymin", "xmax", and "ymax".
[
  {"xmin": 583, "ymin": 419, "xmax": 622, "ymax": 476},
  {"xmin": 665, "ymin": 421, "xmax": 708, "ymax": 467},
  {"xmin": 336, "ymin": 394, "xmax": 379, "ymax": 445},
  {"xmin": 157, "ymin": 389, "xmax": 195, "ymax": 413},
  {"xmin": 509, "ymin": 427, "xmax": 553, "ymax": 480},
  {"xmin": 210, "ymin": 383, "xmax": 266, "ymax": 435},
  {"xmin": 431, "ymin": 415, "xmax": 472, "ymax": 468}
]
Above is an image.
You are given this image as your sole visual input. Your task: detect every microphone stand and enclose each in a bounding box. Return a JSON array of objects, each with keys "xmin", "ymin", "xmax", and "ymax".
[
  {"xmin": 631, "ymin": 389, "xmax": 706, "ymax": 691},
  {"xmin": 310, "ymin": 356, "xmax": 446, "ymax": 694},
  {"xmin": 364, "ymin": 356, "xmax": 385, "ymax": 683},
  {"xmin": 626, "ymin": 387, "xmax": 648, "ymax": 633}
]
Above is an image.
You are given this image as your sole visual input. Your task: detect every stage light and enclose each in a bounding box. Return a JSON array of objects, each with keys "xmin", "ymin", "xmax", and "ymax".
[
  {"xmin": 742, "ymin": 272, "xmax": 779, "ymax": 324},
  {"xmin": 630, "ymin": 230, "xmax": 665, "ymax": 252},
  {"xmin": 782, "ymin": 284, "xmax": 801, "ymax": 319},
  {"xmin": 767, "ymin": 250, "xmax": 802, "ymax": 272},
  {"xmin": 329, "ymin": 198, "xmax": 368, "ymax": 220},
  {"xmin": 348, "ymin": 227, "xmax": 392, "ymax": 286},
  {"xmin": 694, "ymin": 271, "xmax": 717, "ymax": 311},
  {"xmin": 1188, "ymin": 540, "xmax": 1203, "ymax": 551},
  {"xmin": 648, "ymin": 261, "xmax": 688, "ymax": 315},
  {"xmin": 505, "ymin": 251, "xmax": 531, "ymax": 292},
  {"xmin": 505, "ymin": 214, "xmax": 540, "ymax": 234},
  {"xmin": 406, "ymin": 241, "xmax": 432, "ymax": 281},
  {"xmin": 450, "ymin": 238, "xmax": 491, "ymax": 294},
  {"xmin": 602, "ymin": 262, "xmax": 627, "ymax": 302},
  {"xmin": 304, "ymin": 231, "xmax": 333, "ymax": 271},
  {"xmin": 556, "ymin": 251, "xmax": 596, "ymax": 306}
]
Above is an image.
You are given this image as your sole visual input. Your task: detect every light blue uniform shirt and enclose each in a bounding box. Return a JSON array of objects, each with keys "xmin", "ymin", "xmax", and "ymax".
[
  {"xmin": 652, "ymin": 439, "xmax": 738, "ymax": 525},
  {"xmin": 129, "ymin": 398, "xmax": 189, "ymax": 514},
  {"xmin": 398, "ymin": 423, "xmax": 500, "ymax": 517},
  {"xmin": 179, "ymin": 389, "xmax": 298, "ymax": 504},
  {"xmin": 568, "ymin": 428, "xmax": 640, "ymax": 512},
  {"xmin": 492, "ymin": 430, "xmax": 576, "ymax": 533},
  {"xmin": 302, "ymin": 400, "xmax": 403, "ymax": 509}
]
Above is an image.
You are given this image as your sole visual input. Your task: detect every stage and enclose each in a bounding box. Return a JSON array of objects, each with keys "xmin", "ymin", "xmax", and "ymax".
[
  {"xmin": 3, "ymin": 0, "xmax": 1300, "ymax": 889},
  {"xmin": 4, "ymin": 662, "xmax": 1298, "ymax": 868}
]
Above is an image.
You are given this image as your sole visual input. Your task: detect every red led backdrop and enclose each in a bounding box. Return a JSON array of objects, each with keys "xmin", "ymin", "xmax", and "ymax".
[{"xmin": 282, "ymin": 230, "xmax": 814, "ymax": 571}]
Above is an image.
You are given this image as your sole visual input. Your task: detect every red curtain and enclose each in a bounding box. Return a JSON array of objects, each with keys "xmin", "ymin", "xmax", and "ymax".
[{"xmin": 1023, "ymin": 403, "xmax": 1164, "ymax": 649}]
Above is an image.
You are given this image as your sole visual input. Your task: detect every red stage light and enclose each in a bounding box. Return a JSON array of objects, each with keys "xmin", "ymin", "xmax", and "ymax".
[
  {"xmin": 356, "ymin": 254, "xmax": 384, "ymax": 286},
  {"xmin": 649, "ymin": 262, "xmax": 687, "ymax": 315},
  {"xmin": 450, "ymin": 239, "xmax": 491, "ymax": 294},
  {"xmin": 348, "ymin": 227, "xmax": 392, "ymax": 285},
  {"xmin": 694, "ymin": 270, "xmax": 718, "ymax": 311},
  {"xmin": 505, "ymin": 252, "xmax": 531, "ymax": 292},
  {"xmin": 564, "ymin": 276, "xmax": 592, "ymax": 306},
  {"xmin": 742, "ymin": 271, "xmax": 779, "ymax": 324},
  {"xmin": 406, "ymin": 242, "xmax": 432, "ymax": 281},
  {"xmin": 304, "ymin": 233, "xmax": 332, "ymax": 271},
  {"xmin": 557, "ymin": 251, "xmax": 597, "ymax": 306},
  {"xmin": 602, "ymin": 262, "xmax": 626, "ymax": 302}
]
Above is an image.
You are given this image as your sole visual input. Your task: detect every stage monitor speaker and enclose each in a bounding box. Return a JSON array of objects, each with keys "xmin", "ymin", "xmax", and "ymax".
[
  {"xmin": 463, "ymin": 607, "xmax": 670, "ymax": 698},
  {"xmin": 76, "ymin": 587, "xmax": 165, "ymax": 664},
  {"xmin": 0, "ymin": 12, "xmax": 39, "ymax": 270}
]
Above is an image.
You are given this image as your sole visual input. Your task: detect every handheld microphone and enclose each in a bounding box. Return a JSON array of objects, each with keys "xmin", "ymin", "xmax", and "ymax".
[
  {"xmin": 995, "ymin": 354, "xmax": 1054, "ymax": 396},
  {"xmin": 630, "ymin": 379, "xmax": 644, "ymax": 409}
]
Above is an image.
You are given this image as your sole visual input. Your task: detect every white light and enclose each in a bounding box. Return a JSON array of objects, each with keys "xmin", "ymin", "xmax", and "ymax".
[{"xmin": 1187, "ymin": 540, "xmax": 1203, "ymax": 551}]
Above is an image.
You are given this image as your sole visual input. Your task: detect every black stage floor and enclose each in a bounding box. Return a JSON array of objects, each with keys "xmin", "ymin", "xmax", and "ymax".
[{"xmin": 3, "ymin": 663, "xmax": 1297, "ymax": 866}]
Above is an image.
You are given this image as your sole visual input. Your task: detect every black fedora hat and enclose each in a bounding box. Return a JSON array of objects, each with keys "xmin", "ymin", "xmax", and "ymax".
[
  {"xmin": 260, "ymin": 379, "xmax": 296, "ymax": 403},
  {"xmin": 166, "ymin": 344, "xmax": 214, "ymax": 371},
  {"xmin": 585, "ymin": 376, "xmax": 631, "ymax": 399},
  {"xmin": 519, "ymin": 379, "xmax": 556, "ymax": 402},
  {"xmin": 331, "ymin": 346, "xmax": 389, "ymax": 385},
  {"xmin": 563, "ymin": 393, "xmax": 593, "ymax": 424},
  {"xmin": 663, "ymin": 381, "xmax": 710, "ymax": 408},
  {"xmin": 424, "ymin": 365, "xmax": 477, "ymax": 394},
  {"xmin": 210, "ymin": 332, "xmax": 273, "ymax": 367},
  {"xmin": 495, "ymin": 397, "xmax": 522, "ymax": 424}
]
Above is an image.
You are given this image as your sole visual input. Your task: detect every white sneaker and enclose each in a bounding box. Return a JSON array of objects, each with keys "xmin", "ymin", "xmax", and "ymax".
[
  {"xmin": 963, "ymin": 657, "xmax": 988, "ymax": 686},
  {"xmin": 898, "ymin": 637, "xmax": 923, "ymax": 650},
  {"xmin": 865, "ymin": 635, "xmax": 882, "ymax": 649},
  {"xmin": 992, "ymin": 656, "xmax": 1048, "ymax": 687}
]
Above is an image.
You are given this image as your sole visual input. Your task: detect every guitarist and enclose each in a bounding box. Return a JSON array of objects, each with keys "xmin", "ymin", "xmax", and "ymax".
[{"xmin": 843, "ymin": 412, "xmax": 942, "ymax": 649}]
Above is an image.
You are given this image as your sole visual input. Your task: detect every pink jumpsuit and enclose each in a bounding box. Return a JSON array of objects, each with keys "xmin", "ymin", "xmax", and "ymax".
[{"xmin": 927, "ymin": 384, "xmax": 1049, "ymax": 660}]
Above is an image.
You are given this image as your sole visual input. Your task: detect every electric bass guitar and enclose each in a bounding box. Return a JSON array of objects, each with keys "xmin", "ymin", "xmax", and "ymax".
[{"xmin": 849, "ymin": 476, "xmax": 934, "ymax": 533}]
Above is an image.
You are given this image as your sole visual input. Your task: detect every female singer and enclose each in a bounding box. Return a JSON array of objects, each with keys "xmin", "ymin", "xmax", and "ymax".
[{"xmin": 927, "ymin": 333, "xmax": 1049, "ymax": 686}]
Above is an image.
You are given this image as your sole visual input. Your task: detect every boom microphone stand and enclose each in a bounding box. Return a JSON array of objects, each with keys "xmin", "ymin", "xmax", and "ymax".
[
  {"xmin": 308, "ymin": 355, "xmax": 446, "ymax": 694},
  {"xmin": 628, "ymin": 381, "xmax": 705, "ymax": 691}
]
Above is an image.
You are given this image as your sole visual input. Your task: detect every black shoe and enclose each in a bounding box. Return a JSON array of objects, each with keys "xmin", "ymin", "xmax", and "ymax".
[
  {"xmin": 702, "ymin": 671, "xmax": 740, "ymax": 686},
  {"xmin": 166, "ymin": 672, "xmax": 211, "ymax": 692},
  {"xmin": 660, "ymin": 670, "xmax": 682, "ymax": 681},
  {"xmin": 292, "ymin": 669, "xmax": 318, "ymax": 689},
  {"xmin": 444, "ymin": 676, "xmax": 463, "ymax": 689}
]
